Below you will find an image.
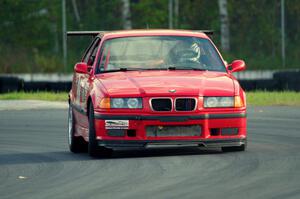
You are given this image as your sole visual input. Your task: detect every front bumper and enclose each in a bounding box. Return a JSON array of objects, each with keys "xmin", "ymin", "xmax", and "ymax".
[
  {"xmin": 98, "ymin": 138, "xmax": 246, "ymax": 149},
  {"xmin": 94, "ymin": 111, "xmax": 247, "ymax": 149}
]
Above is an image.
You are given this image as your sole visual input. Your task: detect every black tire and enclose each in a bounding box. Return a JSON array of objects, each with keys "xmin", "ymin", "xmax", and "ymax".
[
  {"xmin": 222, "ymin": 140, "xmax": 247, "ymax": 152},
  {"xmin": 88, "ymin": 102, "xmax": 112, "ymax": 157},
  {"xmin": 68, "ymin": 105, "xmax": 86, "ymax": 153}
]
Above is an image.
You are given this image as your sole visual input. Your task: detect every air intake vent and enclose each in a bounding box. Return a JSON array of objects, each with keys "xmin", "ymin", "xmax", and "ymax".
[
  {"xmin": 146, "ymin": 125, "xmax": 201, "ymax": 137},
  {"xmin": 175, "ymin": 98, "xmax": 196, "ymax": 111},
  {"xmin": 150, "ymin": 98, "xmax": 172, "ymax": 111}
]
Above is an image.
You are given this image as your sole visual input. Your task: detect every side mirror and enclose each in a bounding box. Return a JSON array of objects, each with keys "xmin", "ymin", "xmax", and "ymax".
[
  {"xmin": 74, "ymin": 62, "xmax": 89, "ymax": 74},
  {"xmin": 227, "ymin": 60, "xmax": 246, "ymax": 73}
]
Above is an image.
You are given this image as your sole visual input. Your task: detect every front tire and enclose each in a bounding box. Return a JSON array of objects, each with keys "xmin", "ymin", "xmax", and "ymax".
[
  {"xmin": 88, "ymin": 103, "xmax": 112, "ymax": 157},
  {"xmin": 68, "ymin": 105, "xmax": 86, "ymax": 153}
]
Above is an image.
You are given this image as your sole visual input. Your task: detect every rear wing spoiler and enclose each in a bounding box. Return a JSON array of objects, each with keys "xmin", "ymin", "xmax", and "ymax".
[
  {"xmin": 67, "ymin": 31, "xmax": 106, "ymax": 37},
  {"xmin": 67, "ymin": 30, "xmax": 213, "ymax": 36},
  {"xmin": 194, "ymin": 30, "xmax": 213, "ymax": 36}
]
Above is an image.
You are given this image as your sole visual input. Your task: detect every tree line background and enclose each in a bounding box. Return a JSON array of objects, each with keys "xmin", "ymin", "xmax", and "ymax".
[{"xmin": 0, "ymin": 0, "xmax": 299, "ymax": 73}]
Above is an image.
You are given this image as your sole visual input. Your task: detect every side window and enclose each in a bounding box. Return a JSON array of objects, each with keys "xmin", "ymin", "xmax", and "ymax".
[
  {"xmin": 99, "ymin": 47, "xmax": 109, "ymax": 71},
  {"xmin": 95, "ymin": 41, "xmax": 110, "ymax": 74},
  {"xmin": 82, "ymin": 38, "xmax": 100, "ymax": 64},
  {"xmin": 87, "ymin": 40, "xmax": 100, "ymax": 66}
]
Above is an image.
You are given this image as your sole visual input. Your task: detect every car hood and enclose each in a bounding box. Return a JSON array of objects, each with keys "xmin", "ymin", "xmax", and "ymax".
[{"xmin": 96, "ymin": 70, "xmax": 235, "ymax": 97}]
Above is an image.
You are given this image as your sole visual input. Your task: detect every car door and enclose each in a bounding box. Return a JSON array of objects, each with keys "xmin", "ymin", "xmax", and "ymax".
[
  {"xmin": 72, "ymin": 37, "xmax": 100, "ymax": 133},
  {"xmin": 81, "ymin": 38, "xmax": 101, "ymax": 112},
  {"xmin": 73, "ymin": 37, "xmax": 100, "ymax": 109}
]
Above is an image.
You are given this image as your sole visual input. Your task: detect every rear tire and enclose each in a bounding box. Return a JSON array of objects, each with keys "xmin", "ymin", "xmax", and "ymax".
[
  {"xmin": 68, "ymin": 105, "xmax": 86, "ymax": 153},
  {"xmin": 88, "ymin": 103, "xmax": 112, "ymax": 157}
]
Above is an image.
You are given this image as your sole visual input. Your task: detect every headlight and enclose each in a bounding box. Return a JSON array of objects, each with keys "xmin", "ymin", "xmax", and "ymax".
[
  {"xmin": 111, "ymin": 98, "xmax": 124, "ymax": 108},
  {"xmin": 205, "ymin": 97, "xmax": 219, "ymax": 107},
  {"xmin": 204, "ymin": 97, "xmax": 234, "ymax": 108},
  {"xmin": 110, "ymin": 98, "xmax": 142, "ymax": 109},
  {"xmin": 127, "ymin": 98, "xmax": 139, "ymax": 108}
]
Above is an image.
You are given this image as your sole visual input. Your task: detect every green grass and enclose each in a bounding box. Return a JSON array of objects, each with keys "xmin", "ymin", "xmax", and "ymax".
[
  {"xmin": 0, "ymin": 91, "xmax": 68, "ymax": 101},
  {"xmin": 0, "ymin": 91, "xmax": 300, "ymax": 106},
  {"xmin": 246, "ymin": 91, "xmax": 300, "ymax": 106}
]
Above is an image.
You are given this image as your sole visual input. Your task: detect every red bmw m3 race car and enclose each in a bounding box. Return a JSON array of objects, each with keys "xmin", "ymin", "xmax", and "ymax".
[{"xmin": 67, "ymin": 29, "xmax": 247, "ymax": 157}]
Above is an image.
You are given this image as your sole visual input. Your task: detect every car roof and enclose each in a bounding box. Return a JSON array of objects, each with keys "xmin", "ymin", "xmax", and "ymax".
[{"xmin": 100, "ymin": 29, "xmax": 210, "ymax": 40}]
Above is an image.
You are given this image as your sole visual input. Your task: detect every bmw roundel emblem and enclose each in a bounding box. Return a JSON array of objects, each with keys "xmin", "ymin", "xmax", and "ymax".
[{"xmin": 169, "ymin": 89, "xmax": 176, "ymax": 93}]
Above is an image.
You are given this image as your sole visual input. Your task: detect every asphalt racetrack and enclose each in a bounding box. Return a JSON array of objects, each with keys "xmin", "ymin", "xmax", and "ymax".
[{"xmin": 0, "ymin": 106, "xmax": 300, "ymax": 199}]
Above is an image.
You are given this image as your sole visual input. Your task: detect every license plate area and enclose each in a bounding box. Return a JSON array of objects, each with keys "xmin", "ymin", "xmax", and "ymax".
[{"xmin": 146, "ymin": 125, "xmax": 201, "ymax": 137}]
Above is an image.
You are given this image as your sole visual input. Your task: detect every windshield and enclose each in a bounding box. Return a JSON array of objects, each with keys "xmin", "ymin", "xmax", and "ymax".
[{"xmin": 96, "ymin": 36, "xmax": 226, "ymax": 73}]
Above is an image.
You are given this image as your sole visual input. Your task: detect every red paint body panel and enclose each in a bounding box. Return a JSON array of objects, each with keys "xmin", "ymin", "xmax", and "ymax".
[
  {"xmin": 95, "ymin": 71, "xmax": 234, "ymax": 98},
  {"xmin": 93, "ymin": 114, "xmax": 247, "ymax": 140},
  {"xmin": 102, "ymin": 29, "xmax": 210, "ymax": 40},
  {"xmin": 69, "ymin": 30, "xmax": 247, "ymax": 148}
]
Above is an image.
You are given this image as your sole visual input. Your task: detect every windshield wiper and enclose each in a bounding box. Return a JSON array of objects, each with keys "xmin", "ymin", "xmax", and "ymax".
[
  {"xmin": 167, "ymin": 65, "xmax": 207, "ymax": 71},
  {"xmin": 101, "ymin": 66, "xmax": 206, "ymax": 73},
  {"xmin": 101, "ymin": 67, "xmax": 132, "ymax": 73},
  {"xmin": 101, "ymin": 67, "xmax": 167, "ymax": 73}
]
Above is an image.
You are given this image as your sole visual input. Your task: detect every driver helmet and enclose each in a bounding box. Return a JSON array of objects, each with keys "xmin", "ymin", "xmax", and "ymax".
[{"xmin": 176, "ymin": 42, "xmax": 201, "ymax": 63}]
